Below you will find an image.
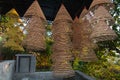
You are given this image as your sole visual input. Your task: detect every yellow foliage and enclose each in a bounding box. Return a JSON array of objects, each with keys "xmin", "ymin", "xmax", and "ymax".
[
  {"xmin": 36, "ymin": 53, "xmax": 51, "ymax": 69},
  {"xmin": 110, "ymin": 64, "xmax": 120, "ymax": 71},
  {"xmin": 6, "ymin": 8, "xmax": 19, "ymax": 18},
  {"xmin": 3, "ymin": 39, "xmax": 24, "ymax": 51}
]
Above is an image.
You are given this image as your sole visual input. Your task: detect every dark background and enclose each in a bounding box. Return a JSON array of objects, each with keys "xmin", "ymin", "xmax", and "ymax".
[{"xmin": 0, "ymin": 0, "xmax": 93, "ymax": 20}]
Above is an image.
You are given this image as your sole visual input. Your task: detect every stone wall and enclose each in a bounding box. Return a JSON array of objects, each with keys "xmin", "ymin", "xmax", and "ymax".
[
  {"xmin": 13, "ymin": 71, "xmax": 95, "ymax": 80},
  {"xmin": 0, "ymin": 60, "xmax": 15, "ymax": 80}
]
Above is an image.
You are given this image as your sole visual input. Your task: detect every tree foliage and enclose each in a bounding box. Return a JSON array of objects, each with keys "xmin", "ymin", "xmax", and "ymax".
[
  {"xmin": 3, "ymin": 9, "xmax": 24, "ymax": 51},
  {"xmin": 0, "ymin": 9, "xmax": 24, "ymax": 59}
]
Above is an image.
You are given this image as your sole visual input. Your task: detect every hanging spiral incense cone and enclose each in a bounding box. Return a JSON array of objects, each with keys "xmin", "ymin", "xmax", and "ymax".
[
  {"xmin": 79, "ymin": 7, "xmax": 88, "ymax": 20},
  {"xmin": 90, "ymin": 6, "xmax": 117, "ymax": 42},
  {"xmin": 90, "ymin": 20, "xmax": 117, "ymax": 42},
  {"xmin": 89, "ymin": 0, "xmax": 114, "ymax": 10},
  {"xmin": 22, "ymin": 0, "xmax": 47, "ymax": 52},
  {"xmin": 22, "ymin": 16, "xmax": 46, "ymax": 52},
  {"xmin": 72, "ymin": 17, "xmax": 82, "ymax": 50},
  {"xmin": 91, "ymin": 6, "xmax": 113, "ymax": 22},
  {"xmin": 73, "ymin": 16, "xmax": 98, "ymax": 61},
  {"xmin": 88, "ymin": 0, "xmax": 115, "ymax": 26},
  {"xmin": 53, "ymin": 4, "xmax": 73, "ymax": 37},
  {"xmin": 52, "ymin": 21, "xmax": 72, "ymax": 34},
  {"xmin": 52, "ymin": 61, "xmax": 75, "ymax": 78},
  {"xmin": 52, "ymin": 4, "xmax": 75, "ymax": 78},
  {"xmin": 51, "ymin": 52, "xmax": 73, "ymax": 62},
  {"xmin": 24, "ymin": 0, "xmax": 46, "ymax": 20},
  {"xmin": 72, "ymin": 15, "xmax": 98, "ymax": 62},
  {"xmin": 89, "ymin": 6, "xmax": 114, "ymax": 27},
  {"xmin": 79, "ymin": 47, "xmax": 98, "ymax": 62},
  {"xmin": 54, "ymin": 4, "xmax": 73, "ymax": 22}
]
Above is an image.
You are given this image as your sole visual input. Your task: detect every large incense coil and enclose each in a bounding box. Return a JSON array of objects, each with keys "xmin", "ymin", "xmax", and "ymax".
[
  {"xmin": 52, "ymin": 33, "xmax": 71, "ymax": 43},
  {"xmin": 53, "ymin": 39, "xmax": 71, "ymax": 45},
  {"xmin": 90, "ymin": 20, "xmax": 117, "ymax": 42},
  {"xmin": 27, "ymin": 17, "xmax": 46, "ymax": 33},
  {"xmin": 89, "ymin": 6, "xmax": 114, "ymax": 27},
  {"xmin": 52, "ymin": 21, "xmax": 72, "ymax": 34},
  {"xmin": 78, "ymin": 40, "xmax": 98, "ymax": 61},
  {"xmin": 52, "ymin": 32, "xmax": 72, "ymax": 39},
  {"xmin": 52, "ymin": 55, "xmax": 72, "ymax": 61},
  {"xmin": 89, "ymin": 6, "xmax": 117, "ymax": 42},
  {"xmin": 52, "ymin": 24, "xmax": 73, "ymax": 39},
  {"xmin": 79, "ymin": 48, "xmax": 98, "ymax": 62},
  {"xmin": 80, "ymin": 19, "xmax": 92, "ymax": 35},
  {"xmin": 80, "ymin": 38, "xmax": 96, "ymax": 47},
  {"xmin": 52, "ymin": 45, "xmax": 71, "ymax": 51},
  {"xmin": 53, "ymin": 42, "xmax": 71, "ymax": 49},
  {"xmin": 78, "ymin": 45, "xmax": 97, "ymax": 61},
  {"xmin": 52, "ymin": 36, "xmax": 72, "ymax": 52},
  {"xmin": 52, "ymin": 34, "xmax": 72, "ymax": 45},
  {"xmin": 52, "ymin": 62, "xmax": 73, "ymax": 69},
  {"xmin": 80, "ymin": 39, "xmax": 98, "ymax": 48},
  {"xmin": 52, "ymin": 41, "xmax": 72, "ymax": 47},
  {"xmin": 90, "ymin": 6, "xmax": 113, "ymax": 23},
  {"xmin": 79, "ymin": 19, "xmax": 95, "ymax": 40},
  {"xmin": 52, "ymin": 33, "xmax": 71, "ymax": 40},
  {"xmin": 52, "ymin": 50, "xmax": 72, "ymax": 55},
  {"xmin": 52, "ymin": 25, "xmax": 72, "ymax": 33},
  {"xmin": 53, "ymin": 20, "xmax": 73, "ymax": 33},
  {"xmin": 54, "ymin": 4, "xmax": 73, "ymax": 22},
  {"xmin": 53, "ymin": 19, "xmax": 73, "ymax": 24},
  {"xmin": 24, "ymin": 0, "xmax": 46, "ymax": 20},
  {"xmin": 79, "ymin": 18, "xmax": 98, "ymax": 61},
  {"xmin": 52, "ymin": 58, "xmax": 75, "ymax": 78},
  {"xmin": 73, "ymin": 17, "xmax": 97, "ymax": 49},
  {"xmin": 52, "ymin": 39, "xmax": 71, "ymax": 45},
  {"xmin": 51, "ymin": 53, "xmax": 73, "ymax": 62},
  {"xmin": 80, "ymin": 32, "xmax": 98, "ymax": 49},
  {"xmin": 52, "ymin": 55, "xmax": 73, "ymax": 62},
  {"xmin": 52, "ymin": 54, "xmax": 72, "ymax": 60},
  {"xmin": 79, "ymin": 7, "xmax": 88, "ymax": 19},
  {"xmin": 52, "ymin": 3, "xmax": 74, "ymax": 78},
  {"xmin": 52, "ymin": 45, "xmax": 72, "ymax": 52},
  {"xmin": 52, "ymin": 62, "xmax": 73, "ymax": 68},
  {"xmin": 72, "ymin": 17, "xmax": 82, "ymax": 49},
  {"xmin": 72, "ymin": 16, "xmax": 98, "ymax": 62},
  {"xmin": 79, "ymin": 19, "xmax": 92, "ymax": 35},
  {"xmin": 52, "ymin": 51, "xmax": 72, "ymax": 55},
  {"xmin": 22, "ymin": 16, "xmax": 46, "ymax": 51},
  {"xmin": 22, "ymin": 32, "xmax": 46, "ymax": 51},
  {"xmin": 79, "ymin": 35, "xmax": 98, "ymax": 62},
  {"xmin": 87, "ymin": 1, "xmax": 114, "ymax": 26},
  {"xmin": 89, "ymin": 0, "xmax": 114, "ymax": 10},
  {"xmin": 53, "ymin": 63, "xmax": 73, "ymax": 70},
  {"xmin": 52, "ymin": 61, "xmax": 75, "ymax": 78},
  {"xmin": 52, "ymin": 36, "xmax": 72, "ymax": 44},
  {"xmin": 53, "ymin": 53, "xmax": 74, "ymax": 78}
]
